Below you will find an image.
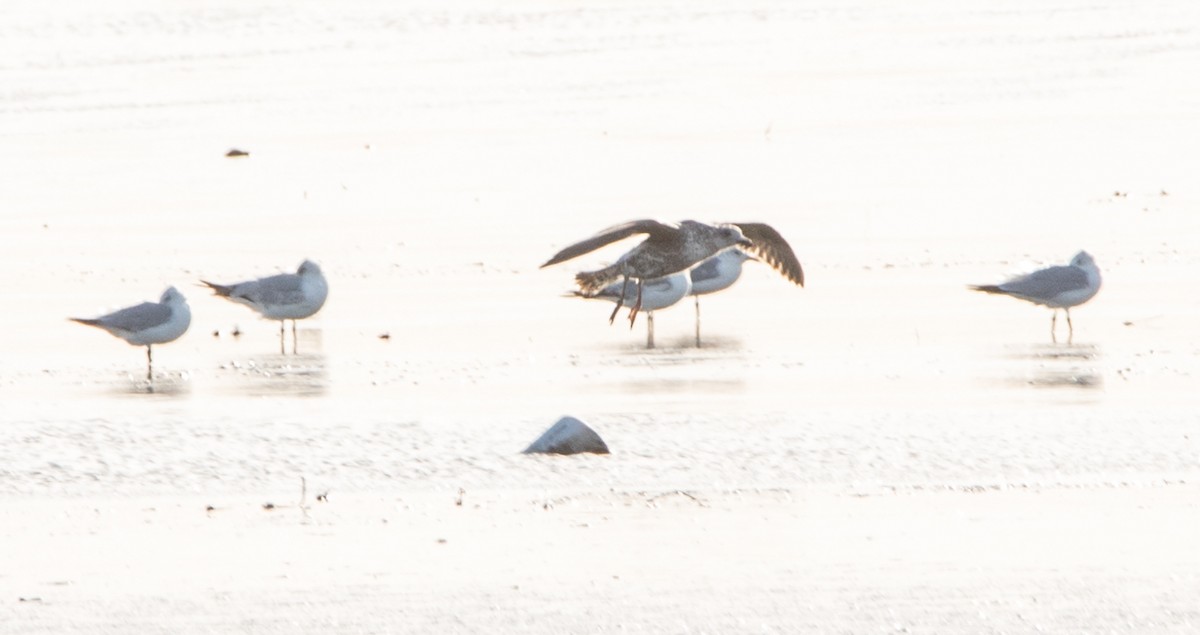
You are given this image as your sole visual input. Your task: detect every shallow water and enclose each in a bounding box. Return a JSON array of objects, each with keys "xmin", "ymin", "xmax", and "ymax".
[
  {"xmin": 4, "ymin": 2, "xmax": 1200, "ymax": 633},
  {"xmin": 2, "ymin": 0, "xmax": 1199, "ymax": 502}
]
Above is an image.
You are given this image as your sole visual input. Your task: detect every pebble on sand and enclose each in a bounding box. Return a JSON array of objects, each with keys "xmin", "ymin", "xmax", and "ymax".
[{"xmin": 523, "ymin": 416, "xmax": 610, "ymax": 455}]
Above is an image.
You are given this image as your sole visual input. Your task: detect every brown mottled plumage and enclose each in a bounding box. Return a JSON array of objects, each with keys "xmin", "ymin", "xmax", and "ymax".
[{"xmin": 542, "ymin": 219, "xmax": 804, "ymax": 326}]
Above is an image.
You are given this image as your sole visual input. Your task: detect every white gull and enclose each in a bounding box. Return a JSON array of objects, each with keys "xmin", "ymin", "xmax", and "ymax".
[
  {"xmin": 202, "ymin": 259, "xmax": 328, "ymax": 354},
  {"xmin": 688, "ymin": 248, "xmax": 756, "ymax": 347},
  {"xmin": 69, "ymin": 286, "xmax": 191, "ymax": 381},
  {"xmin": 970, "ymin": 250, "xmax": 1101, "ymax": 343}
]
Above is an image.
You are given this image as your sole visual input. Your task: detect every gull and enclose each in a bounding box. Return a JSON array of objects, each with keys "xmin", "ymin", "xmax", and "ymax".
[
  {"xmin": 202, "ymin": 259, "xmax": 329, "ymax": 354},
  {"xmin": 542, "ymin": 220, "xmax": 803, "ymax": 326},
  {"xmin": 688, "ymin": 248, "xmax": 759, "ymax": 348},
  {"xmin": 969, "ymin": 250, "xmax": 1101, "ymax": 343},
  {"xmin": 573, "ymin": 271, "xmax": 691, "ymax": 348},
  {"xmin": 543, "ymin": 220, "xmax": 748, "ymax": 326},
  {"xmin": 69, "ymin": 286, "xmax": 191, "ymax": 381}
]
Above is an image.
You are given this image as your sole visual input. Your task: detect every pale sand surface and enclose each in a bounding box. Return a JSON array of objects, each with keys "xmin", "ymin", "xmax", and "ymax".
[
  {"xmin": 2, "ymin": 0, "xmax": 1200, "ymax": 632},
  {"xmin": 2, "ymin": 487, "xmax": 1198, "ymax": 633}
]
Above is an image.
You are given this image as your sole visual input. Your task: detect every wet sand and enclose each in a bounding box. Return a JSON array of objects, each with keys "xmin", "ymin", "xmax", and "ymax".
[
  {"xmin": 3, "ymin": 0, "xmax": 1199, "ymax": 632},
  {"xmin": 4, "ymin": 486, "xmax": 1198, "ymax": 633}
]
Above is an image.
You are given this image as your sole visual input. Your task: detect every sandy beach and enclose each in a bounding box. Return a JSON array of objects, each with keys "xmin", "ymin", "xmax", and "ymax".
[{"xmin": 2, "ymin": 0, "xmax": 1199, "ymax": 632}]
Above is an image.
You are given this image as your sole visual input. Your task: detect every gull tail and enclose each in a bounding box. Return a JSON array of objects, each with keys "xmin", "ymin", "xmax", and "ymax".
[
  {"xmin": 575, "ymin": 264, "xmax": 621, "ymax": 295},
  {"xmin": 968, "ymin": 284, "xmax": 1006, "ymax": 295},
  {"xmin": 200, "ymin": 280, "xmax": 234, "ymax": 297}
]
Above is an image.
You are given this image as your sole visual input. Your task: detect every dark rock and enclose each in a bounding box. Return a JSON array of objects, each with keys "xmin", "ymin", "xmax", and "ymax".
[{"xmin": 523, "ymin": 416, "xmax": 610, "ymax": 455}]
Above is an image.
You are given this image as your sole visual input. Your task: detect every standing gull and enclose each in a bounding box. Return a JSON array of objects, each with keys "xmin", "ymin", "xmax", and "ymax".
[
  {"xmin": 688, "ymin": 248, "xmax": 760, "ymax": 348},
  {"xmin": 202, "ymin": 259, "xmax": 329, "ymax": 354},
  {"xmin": 542, "ymin": 220, "xmax": 803, "ymax": 326},
  {"xmin": 574, "ymin": 271, "xmax": 691, "ymax": 349},
  {"xmin": 969, "ymin": 250, "xmax": 1101, "ymax": 343},
  {"xmin": 69, "ymin": 286, "xmax": 191, "ymax": 381}
]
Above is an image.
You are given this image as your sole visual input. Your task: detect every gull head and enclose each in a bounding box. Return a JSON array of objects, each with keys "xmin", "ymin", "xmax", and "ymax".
[
  {"xmin": 160, "ymin": 286, "xmax": 187, "ymax": 305},
  {"xmin": 1070, "ymin": 251, "xmax": 1095, "ymax": 269},
  {"xmin": 730, "ymin": 248, "xmax": 756, "ymax": 263},
  {"xmin": 298, "ymin": 260, "xmax": 323, "ymax": 276},
  {"xmin": 717, "ymin": 224, "xmax": 752, "ymax": 249}
]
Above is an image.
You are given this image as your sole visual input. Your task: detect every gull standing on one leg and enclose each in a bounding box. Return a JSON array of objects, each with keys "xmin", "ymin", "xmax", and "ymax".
[
  {"xmin": 969, "ymin": 251, "xmax": 1101, "ymax": 343},
  {"xmin": 69, "ymin": 286, "xmax": 192, "ymax": 382},
  {"xmin": 688, "ymin": 248, "xmax": 759, "ymax": 348},
  {"xmin": 202, "ymin": 259, "xmax": 329, "ymax": 354},
  {"xmin": 686, "ymin": 230, "xmax": 806, "ymax": 347}
]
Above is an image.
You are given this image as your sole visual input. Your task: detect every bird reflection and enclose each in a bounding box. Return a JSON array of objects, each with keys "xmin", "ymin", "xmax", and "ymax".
[
  {"xmin": 1009, "ymin": 342, "xmax": 1103, "ymax": 390},
  {"xmin": 112, "ymin": 374, "xmax": 192, "ymax": 397},
  {"xmin": 218, "ymin": 352, "xmax": 329, "ymax": 397}
]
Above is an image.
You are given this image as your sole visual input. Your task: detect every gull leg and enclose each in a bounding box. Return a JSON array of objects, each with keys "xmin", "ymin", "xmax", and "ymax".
[
  {"xmin": 146, "ymin": 345, "xmax": 154, "ymax": 382},
  {"xmin": 280, "ymin": 321, "xmax": 286, "ymax": 354},
  {"xmin": 609, "ymin": 276, "xmax": 629, "ymax": 325},
  {"xmin": 646, "ymin": 312, "xmax": 655, "ymax": 349},
  {"xmin": 627, "ymin": 279, "xmax": 643, "ymax": 328},
  {"xmin": 1050, "ymin": 310, "xmax": 1058, "ymax": 344},
  {"xmin": 1066, "ymin": 309, "xmax": 1074, "ymax": 344},
  {"xmin": 694, "ymin": 295, "xmax": 702, "ymax": 348},
  {"xmin": 292, "ymin": 320, "xmax": 298, "ymax": 355}
]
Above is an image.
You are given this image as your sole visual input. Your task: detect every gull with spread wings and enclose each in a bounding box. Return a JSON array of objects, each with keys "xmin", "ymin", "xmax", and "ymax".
[
  {"xmin": 572, "ymin": 271, "xmax": 692, "ymax": 349},
  {"xmin": 542, "ymin": 219, "xmax": 804, "ymax": 326}
]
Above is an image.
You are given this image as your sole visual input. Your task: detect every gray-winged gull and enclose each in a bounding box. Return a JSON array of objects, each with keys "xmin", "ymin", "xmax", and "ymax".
[
  {"xmin": 202, "ymin": 259, "xmax": 328, "ymax": 354},
  {"xmin": 70, "ymin": 286, "xmax": 192, "ymax": 380},
  {"xmin": 574, "ymin": 271, "xmax": 691, "ymax": 348},
  {"xmin": 969, "ymin": 250, "xmax": 1101, "ymax": 343}
]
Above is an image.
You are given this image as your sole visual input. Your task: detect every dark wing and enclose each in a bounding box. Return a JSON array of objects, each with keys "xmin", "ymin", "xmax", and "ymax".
[
  {"xmin": 541, "ymin": 220, "xmax": 678, "ymax": 268},
  {"xmin": 998, "ymin": 265, "xmax": 1088, "ymax": 300},
  {"xmin": 733, "ymin": 223, "xmax": 804, "ymax": 286}
]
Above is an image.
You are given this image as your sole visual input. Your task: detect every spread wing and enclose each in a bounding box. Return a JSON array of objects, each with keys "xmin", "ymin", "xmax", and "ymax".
[
  {"xmin": 733, "ymin": 223, "xmax": 804, "ymax": 286},
  {"xmin": 541, "ymin": 219, "xmax": 679, "ymax": 268}
]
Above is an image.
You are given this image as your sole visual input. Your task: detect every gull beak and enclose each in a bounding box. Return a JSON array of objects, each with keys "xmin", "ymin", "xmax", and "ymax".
[{"xmin": 737, "ymin": 238, "xmax": 753, "ymax": 248}]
